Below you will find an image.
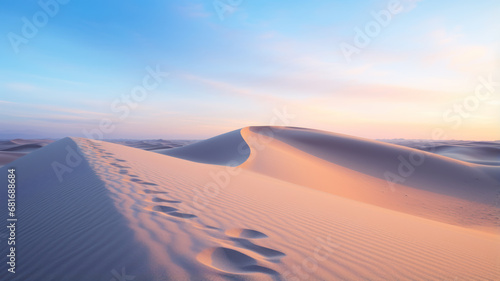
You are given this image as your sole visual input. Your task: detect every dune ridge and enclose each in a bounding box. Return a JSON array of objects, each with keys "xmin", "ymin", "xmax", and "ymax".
[
  {"xmin": 155, "ymin": 129, "xmax": 250, "ymax": 166},
  {"xmin": 239, "ymin": 126, "xmax": 500, "ymax": 230},
  {"xmin": 0, "ymin": 127, "xmax": 499, "ymax": 280}
]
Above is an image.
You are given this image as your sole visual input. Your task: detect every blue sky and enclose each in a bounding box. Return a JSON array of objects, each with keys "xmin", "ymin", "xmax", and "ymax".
[{"xmin": 0, "ymin": 0, "xmax": 499, "ymax": 140}]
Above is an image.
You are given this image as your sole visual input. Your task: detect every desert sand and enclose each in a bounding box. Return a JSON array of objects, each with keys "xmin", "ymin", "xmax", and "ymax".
[
  {"xmin": 0, "ymin": 139, "xmax": 54, "ymax": 168},
  {"xmin": 0, "ymin": 126, "xmax": 499, "ymax": 280}
]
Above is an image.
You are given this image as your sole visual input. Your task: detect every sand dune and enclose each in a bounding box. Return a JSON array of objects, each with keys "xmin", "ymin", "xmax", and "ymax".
[
  {"xmin": 0, "ymin": 139, "xmax": 193, "ymax": 168},
  {"xmin": 385, "ymin": 139, "xmax": 500, "ymax": 166},
  {"xmin": 0, "ymin": 152, "xmax": 26, "ymax": 167},
  {"xmin": 433, "ymin": 145, "xmax": 500, "ymax": 166},
  {"xmin": 108, "ymin": 139, "xmax": 195, "ymax": 151},
  {"xmin": 155, "ymin": 129, "xmax": 250, "ymax": 166},
  {"xmin": 240, "ymin": 126, "xmax": 500, "ymax": 230},
  {"xmin": 0, "ymin": 139, "xmax": 54, "ymax": 147},
  {"xmin": 0, "ymin": 139, "xmax": 54, "ymax": 168},
  {"xmin": 1, "ymin": 126, "xmax": 499, "ymax": 280}
]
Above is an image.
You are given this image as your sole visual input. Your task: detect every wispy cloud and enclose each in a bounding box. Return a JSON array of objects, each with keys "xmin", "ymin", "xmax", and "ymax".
[
  {"xmin": 178, "ymin": 3, "xmax": 211, "ymax": 18},
  {"xmin": 179, "ymin": 73, "xmax": 287, "ymax": 105},
  {"xmin": 26, "ymin": 104, "xmax": 110, "ymax": 117},
  {"xmin": 4, "ymin": 83, "xmax": 38, "ymax": 92}
]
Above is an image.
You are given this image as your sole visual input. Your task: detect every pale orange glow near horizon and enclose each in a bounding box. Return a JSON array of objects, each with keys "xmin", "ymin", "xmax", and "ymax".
[{"xmin": 1, "ymin": 1, "xmax": 498, "ymax": 141}]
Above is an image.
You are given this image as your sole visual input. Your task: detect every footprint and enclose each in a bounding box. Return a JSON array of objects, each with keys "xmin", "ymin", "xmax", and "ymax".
[
  {"xmin": 152, "ymin": 205, "xmax": 178, "ymax": 213},
  {"xmin": 152, "ymin": 197, "xmax": 181, "ymax": 204},
  {"xmin": 168, "ymin": 212, "xmax": 197, "ymax": 219},
  {"xmin": 197, "ymin": 247, "xmax": 277, "ymax": 275},
  {"xmin": 225, "ymin": 228, "xmax": 268, "ymax": 239},
  {"xmin": 110, "ymin": 163, "xmax": 130, "ymax": 168},
  {"xmin": 119, "ymin": 169, "xmax": 128, "ymax": 174},
  {"xmin": 152, "ymin": 205, "xmax": 196, "ymax": 219},
  {"xmin": 128, "ymin": 178, "xmax": 158, "ymax": 186},
  {"xmin": 114, "ymin": 159, "xmax": 127, "ymax": 162},
  {"xmin": 144, "ymin": 189, "xmax": 167, "ymax": 194},
  {"xmin": 230, "ymin": 238, "xmax": 285, "ymax": 259},
  {"xmin": 205, "ymin": 225, "xmax": 220, "ymax": 230},
  {"xmin": 224, "ymin": 228, "xmax": 285, "ymax": 260}
]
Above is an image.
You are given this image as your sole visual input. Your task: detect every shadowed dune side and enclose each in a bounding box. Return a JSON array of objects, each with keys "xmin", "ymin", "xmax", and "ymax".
[
  {"xmin": 108, "ymin": 139, "xmax": 195, "ymax": 151},
  {"xmin": 0, "ymin": 138, "xmax": 151, "ymax": 281},
  {"xmin": 155, "ymin": 129, "xmax": 250, "ymax": 166}
]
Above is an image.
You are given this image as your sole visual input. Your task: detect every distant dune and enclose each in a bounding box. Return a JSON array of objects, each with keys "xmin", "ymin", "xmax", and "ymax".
[
  {"xmin": 0, "ymin": 139, "xmax": 54, "ymax": 167},
  {"xmin": 0, "ymin": 139, "xmax": 193, "ymax": 168},
  {"xmin": 108, "ymin": 139, "xmax": 195, "ymax": 151},
  {"xmin": 384, "ymin": 139, "xmax": 500, "ymax": 166},
  {"xmin": 0, "ymin": 127, "xmax": 499, "ymax": 280},
  {"xmin": 155, "ymin": 129, "xmax": 250, "ymax": 166}
]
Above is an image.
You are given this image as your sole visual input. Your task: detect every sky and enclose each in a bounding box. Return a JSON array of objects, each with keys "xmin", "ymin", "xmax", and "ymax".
[{"xmin": 0, "ymin": 0, "xmax": 499, "ymax": 140}]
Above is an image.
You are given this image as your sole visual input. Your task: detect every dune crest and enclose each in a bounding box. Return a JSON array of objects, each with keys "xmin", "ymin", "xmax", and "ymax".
[
  {"xmin": 155, "ymin": 129, "xmax": 249, "ymax": 166},
  {"xmin": 237, "ymin": 126, "xmax": 500, "ymax": 230},
  {"xmin": 1, "ymin": 128, "xmax": 499, "ymax": 280}
]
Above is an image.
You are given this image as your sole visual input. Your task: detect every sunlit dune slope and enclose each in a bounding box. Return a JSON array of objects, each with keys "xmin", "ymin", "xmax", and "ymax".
[{"xmin": 0, "ymin": 127, "xmax": 499, "ymax": 280}]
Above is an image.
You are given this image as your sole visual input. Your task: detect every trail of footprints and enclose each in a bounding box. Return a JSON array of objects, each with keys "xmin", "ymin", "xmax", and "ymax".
[
  {"xmin": 89, "ymin": 141, "xmax": 198, "ymax": 221},
  {"xmin": 197, "ymin": 228, "xmax": 285, "ymax": 275},
  {"xmin": 86, "ymin": 141, "xmax": 285, "ymax": 277}
]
